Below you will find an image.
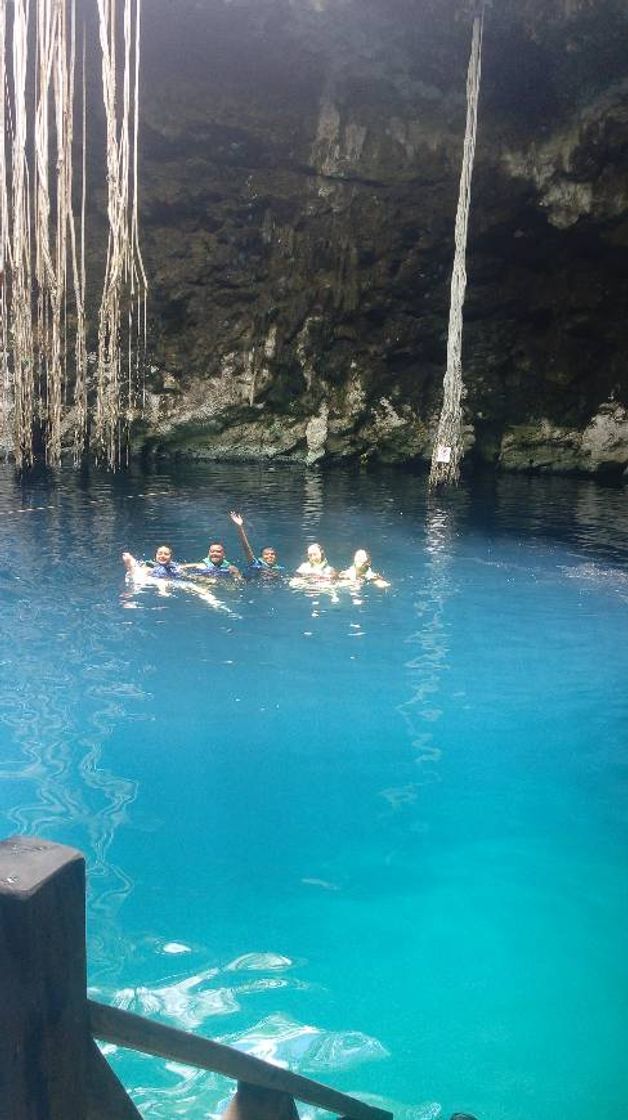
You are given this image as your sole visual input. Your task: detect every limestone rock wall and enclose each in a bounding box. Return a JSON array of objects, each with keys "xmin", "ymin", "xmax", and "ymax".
[{"xmin": 116, "ymin": 0, "xmax": 628, "ymax": 474}]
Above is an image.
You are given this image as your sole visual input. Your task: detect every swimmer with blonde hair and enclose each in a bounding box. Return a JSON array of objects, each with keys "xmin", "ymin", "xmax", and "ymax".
[
  {"xmin": 295, "ymin": 543, "xmax": 336, "ymax": 580},
  {"xmin": 339, "ymin": 549, "xmax": 389, "ymax": 588},
  {"xmin": 290, "ymin": 542, "xmax": 339, "ymax": 601}
]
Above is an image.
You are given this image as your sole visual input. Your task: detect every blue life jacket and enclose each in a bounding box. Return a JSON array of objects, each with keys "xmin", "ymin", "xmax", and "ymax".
[
  {"xmin": 250, "ymin": 557, "xmax": 285, "ymax": 572},
  {"xmin": 195, "ymin": 557, "xmax": 234, "ymax": 576},
  {"xmin": 148, "ymin": 561, "xmax": 182, "ymax": 580}
]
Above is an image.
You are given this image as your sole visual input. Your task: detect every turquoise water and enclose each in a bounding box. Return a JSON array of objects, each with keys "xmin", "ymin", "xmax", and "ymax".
[{"xmin": 1, "ymin": 463, "xmax": 627, "ymax": 1120}]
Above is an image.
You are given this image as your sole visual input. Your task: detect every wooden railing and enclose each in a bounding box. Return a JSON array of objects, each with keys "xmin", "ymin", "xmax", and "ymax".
[{"xmin": 0, "ymin": 837, "xmax": 393, "ymax": 1120}]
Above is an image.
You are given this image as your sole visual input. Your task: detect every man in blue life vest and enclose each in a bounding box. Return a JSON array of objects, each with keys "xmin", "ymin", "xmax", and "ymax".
[
  {"xmin": 229, "ymin": 511, "xmax": 284, "ymax": 577},
  {"xmin": 122, "ymin": 545, "xmax": 183, "ymax": 580},
  {"xmin": 184, "ymin": 542, "xmax": 242, "ymax": 581}
]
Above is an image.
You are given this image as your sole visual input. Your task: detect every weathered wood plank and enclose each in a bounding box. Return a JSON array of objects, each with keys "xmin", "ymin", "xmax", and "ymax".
[
  {"xmin": 88, "ymin": 1001, "xmax": 392, "ymax": 1120},
  {"xmin": 0, "ymin": 836, "xmax": 89, "ymax": 1120},
  {"xmin": 86, "ymin": 1037, "xmax": 144, "ymax": 1120}
]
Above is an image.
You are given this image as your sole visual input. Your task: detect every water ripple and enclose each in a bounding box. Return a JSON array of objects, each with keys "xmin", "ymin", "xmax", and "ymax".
[
  {"xmin": 228, "ymin": 1012, "xmax": 388, "ymax": 1073},
  {"xmin": 113, "ymin": 971, "xmax": 239, "ymax": 1027},
  {"xmin": 225, "ymin": 952, "xmax": 294, "ymax": 972},
  {"xmin": 561, "ymin": 561, "xmax": 628, "ymax": 603}
]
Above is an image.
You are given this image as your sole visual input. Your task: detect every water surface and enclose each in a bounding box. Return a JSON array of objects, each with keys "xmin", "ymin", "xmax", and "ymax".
[{"xmin": 1, "ymin": 463, "xmax": 627, "ymax": 1120}]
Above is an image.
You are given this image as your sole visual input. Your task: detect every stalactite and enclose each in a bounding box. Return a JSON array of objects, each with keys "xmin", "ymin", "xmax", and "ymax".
[{"xmin": 429, "ymin": 5, "xmax": 485, "ymax": 489}]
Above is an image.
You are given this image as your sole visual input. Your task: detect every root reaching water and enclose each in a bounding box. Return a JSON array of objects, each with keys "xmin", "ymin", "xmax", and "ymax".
[
  {"xmin": 429, "ymin": 6, "xmax": 485, "ymax": 489},
  {"xmin": 9, "ymin": 0, "xmax": 36, "ymax": 469},
  {"xmin": 95, "ymin": 0, "xmax": 147, "ymax": 469},
  {"xmin": 1, "ymin": 0, "xmax": 146, "ymax": 470},
  {"xmin": 0, "ymin": 0, "xmax": 11, "ymax": 457}
]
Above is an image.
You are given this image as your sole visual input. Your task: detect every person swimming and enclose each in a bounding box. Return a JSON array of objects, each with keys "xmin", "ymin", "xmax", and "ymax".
[
  {"xmin": 295, "ymin": 543, "xmax": 336, "ymax": 580},
  {"xmin": 121, "ymin": 545, "xmax": 236, "ymax": 613},
  {"xmin": 183, "ymin": 542, "xmax": 242, "ymax": 581},
  {"xmin": 229, "ymin": 511, "xmax": 284, "ymax": 576},
  {"xmin": 122, "ymin": 545, "xmax": 183, "ymax": 580},
  {"xmin": 339, "ymin": 549, "xmax": 389, "ymax": 587}
]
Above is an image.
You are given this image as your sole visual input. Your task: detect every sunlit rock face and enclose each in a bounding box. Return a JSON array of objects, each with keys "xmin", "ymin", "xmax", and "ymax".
[{"xmin": 126, "ymin": 0, "xmax": 628, "ymax": 474}]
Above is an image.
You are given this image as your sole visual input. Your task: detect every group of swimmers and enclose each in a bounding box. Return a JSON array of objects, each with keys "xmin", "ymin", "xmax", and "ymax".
[{"xmin": 122, "ymin": 511, "xmax": 389, "ymax": 589}]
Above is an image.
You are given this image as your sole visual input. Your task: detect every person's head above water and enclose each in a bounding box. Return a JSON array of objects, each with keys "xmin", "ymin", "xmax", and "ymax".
[
  {"xmin": 307, "ymin": 543, "xmax": 326, "ymax": 565},
  {"xmin": 206, "ymin": 543, "xmax": 226, "ymax": 565},
  {"xmin": 353, "ymin": 549, "xmax": 370, "ymax": 573},
  {"xmin": 260, "ymin": 546, "xmax": 278, "ymax": 566},
  {"xmin": 154, "ymin": 545, "xmax": 174, "ymax": 565}
]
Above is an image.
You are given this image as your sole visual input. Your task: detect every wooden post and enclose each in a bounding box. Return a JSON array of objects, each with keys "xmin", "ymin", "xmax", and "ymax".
[
  {"xmin": 86, "ymin": 1038, "xmax": 144, "ymax": 1120},
  {"xmin": 0, "ymin": 836, "xmax": 89, "ymax": 1120}
]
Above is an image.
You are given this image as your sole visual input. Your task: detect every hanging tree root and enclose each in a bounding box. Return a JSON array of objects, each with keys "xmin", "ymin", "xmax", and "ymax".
[
  {"xmin": 1, "ymin": 0, "xmax": 146, "ymax": 470},
  {"xmin": 428, "ymin": 6, "xmax": 484, "ymax": 489}
]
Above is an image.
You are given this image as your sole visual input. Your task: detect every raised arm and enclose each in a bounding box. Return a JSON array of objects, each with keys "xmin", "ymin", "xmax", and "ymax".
[
  {"xmin": 229, "ymin": 511, "xmax": 256, "ymax": 565},
  {"xmin": 122, "ymin": 551, "xmax": 138, "ymax": 573}
]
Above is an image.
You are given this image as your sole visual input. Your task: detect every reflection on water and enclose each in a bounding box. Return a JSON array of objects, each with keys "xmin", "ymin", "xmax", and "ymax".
[
  {"xmin": 229, "ymin": 1011, "xmax": 388, "ymax": 1071},
  {"xmin": 93, "ymin": 948, "xmax": 389, "ymax": 1120},
  {"xmin": 226, "ymin": 951, "xmax": 295, "ymax": 971},
  {"xmin": 111, "ymin": 966, "xmax": 241, "ymax": 1025},
  {"xmin": 561, "ymin": 560, "xmax": 628, "ymax": 603},
  {"xmin": 302, "ymin": 469, "xmax": 325, "ymax": 535},
  {"xmin": 394, "ymin": 499, "xmax": 460, "ymax": 805},
  {"xmin": 0, "ymin": 485, "xmax": 141, "ymax": 972}
]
